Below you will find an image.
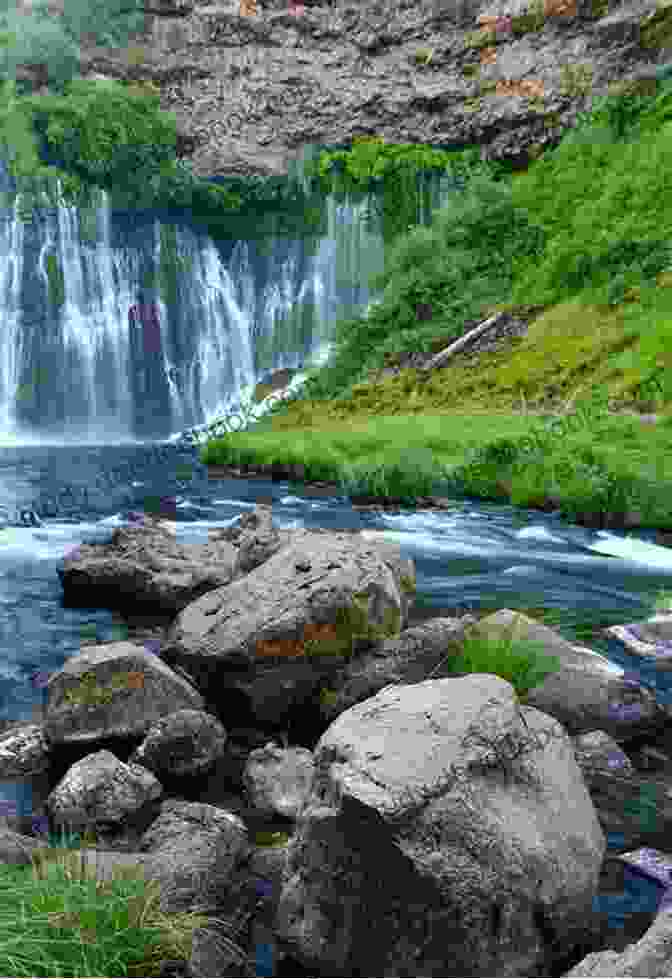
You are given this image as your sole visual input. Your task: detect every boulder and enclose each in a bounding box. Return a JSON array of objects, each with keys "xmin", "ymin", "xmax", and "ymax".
[
  {"xmin": 43, "ymin": 641, "xmax": 205, "ymax": 747},
  {"xmin": 47, "ymin": 749, "xmax": 163, "ymax": 835},
  {"xmin": 242, "ymin": 742, "xmax": 315, "ymax": 820},
  {"xmin": 57, "ymin": 514, "xmax": 239, "ymax": 615},
  {"xmin": 137, "ymin": 798, "xmax": 251, "ymax": 915},
  {"xmin": 563, "ymin": 906, "xmax": 672, "ymax": 977},
  {"xmin": 275, "ymin": 675, "xmax": 605, "ymax": 977},
  {"xmin": 606, "ymin": 614, "xmax": 672, "ymax": 666},
  {"xmin": 168, "ymin": 528, "xmax": 413, "ymax": 666},
  {"xmin": 572, "ymin": 730, "xmax": 635, "ymax": 779},
  {"xmin": 0, "ymin": 827, "xmax": 49, "ymax": 866},
  {"xmin": 0, "ymin": 722, "xmax": 51, "ymax": 777},
  {"xmin": 129, "ymin": 708, "xmax": 229, "ymax": 780},
  {"xmin": 163, "ymin": 527, "xmax": 415, "ymax": 726}
]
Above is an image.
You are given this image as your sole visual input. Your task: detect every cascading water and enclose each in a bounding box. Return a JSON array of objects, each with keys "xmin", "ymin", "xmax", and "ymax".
[{"xmin": 0, "ymin": 157, "xmax": 391, "ymax": 444}]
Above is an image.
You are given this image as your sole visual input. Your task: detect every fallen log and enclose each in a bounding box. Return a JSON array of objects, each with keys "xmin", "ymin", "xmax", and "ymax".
[{"xmin": 416, "ymin": 311, "xmax": 509, "ymax": 375}]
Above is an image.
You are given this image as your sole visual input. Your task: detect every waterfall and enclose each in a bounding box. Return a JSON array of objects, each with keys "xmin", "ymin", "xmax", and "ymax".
[{"xmin": 0, "ymin": 159, "xmax": 459, "ymax": 445}]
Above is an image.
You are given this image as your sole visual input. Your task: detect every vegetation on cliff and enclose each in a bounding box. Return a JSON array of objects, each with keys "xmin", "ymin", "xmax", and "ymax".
[{"xmin": 202, "ymin": 73, "xmax": 672, "ymax": 530}]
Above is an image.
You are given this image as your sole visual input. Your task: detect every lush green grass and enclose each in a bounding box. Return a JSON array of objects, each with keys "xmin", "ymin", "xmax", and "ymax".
[
  {"xmin": 0, "ymin": 821, "xmax": 249, "ymax": 978},
  {"xmin": 201, "ymin": 76, "xmax": 672, "ymax": 529},
  {"xmin": 422, "ymin": 614, "xmax": 562, "ymax": 703}
]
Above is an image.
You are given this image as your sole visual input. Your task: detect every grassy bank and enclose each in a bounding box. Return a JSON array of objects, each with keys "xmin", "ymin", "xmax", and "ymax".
[
  {"xmin": 201, "ymin": 76, "xmax": 672, "ymax": 531},
  {"xmin": 0, "ymin": 830, "xmax": 218, "ymax": 977}
]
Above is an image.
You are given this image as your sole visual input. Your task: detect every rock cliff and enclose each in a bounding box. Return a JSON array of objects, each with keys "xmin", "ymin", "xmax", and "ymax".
[{"xmin": 66, "ymin": 0, "xmax": 672, "ymax": 180}]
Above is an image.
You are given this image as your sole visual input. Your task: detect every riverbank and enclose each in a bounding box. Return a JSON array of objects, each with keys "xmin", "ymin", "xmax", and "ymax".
[
  {"xmin": 201, "ymin": 402, "xmax": 672, "ymax": 535},
  {"xmin": 201, "ymin": 79, "xmax": 672, "ymax": 535}
]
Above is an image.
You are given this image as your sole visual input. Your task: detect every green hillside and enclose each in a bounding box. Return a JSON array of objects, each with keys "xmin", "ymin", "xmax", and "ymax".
[{"xmin": 201, "ymin": 75, "xmax": 672, "ymax": 531}]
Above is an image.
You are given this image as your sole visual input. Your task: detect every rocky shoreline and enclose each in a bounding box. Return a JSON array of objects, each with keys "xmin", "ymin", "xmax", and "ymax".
[{"xmin": 1, "ymin": 506, "xmax": 672, "ymax": 975}]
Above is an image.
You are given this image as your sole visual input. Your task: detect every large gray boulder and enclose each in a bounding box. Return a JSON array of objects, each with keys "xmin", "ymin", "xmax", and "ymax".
[
  {"xmin": 275, "ymin": 674, "xmax": 605, "ymax": 977},
  {"xmin": 168, "ymin": 529, "xmax": 414, "ymax": 665},
  {"xmin": 57, "ymin": 514, "xmax": 239, "ymax": 615},
  {"xmin": 43, "ymin": 641, "xmax": 205, "ymax": 746},
  {"xmin": 137, "ymin": 798, "xmax": 252, "ymax": 915}
]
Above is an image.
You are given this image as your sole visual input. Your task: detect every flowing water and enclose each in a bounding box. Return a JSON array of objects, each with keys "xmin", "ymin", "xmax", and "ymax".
[{"xmin": 0, "ymin": 153, "xmax": 670, "ymax": 963}]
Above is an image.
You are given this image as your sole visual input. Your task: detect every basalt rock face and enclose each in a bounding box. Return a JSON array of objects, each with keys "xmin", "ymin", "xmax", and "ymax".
[{"xmin": 70, "ymin": 0, "xmax": 672, "ymax": 180}]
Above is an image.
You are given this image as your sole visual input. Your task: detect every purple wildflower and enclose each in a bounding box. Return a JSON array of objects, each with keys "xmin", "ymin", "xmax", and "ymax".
[
  {"xmin": 255, "ymin": 878, "xmax": 274, "ymax": 900},
  {"xmin": 30, "ymin": 670, "xmax": 51, "ymax": 690}
]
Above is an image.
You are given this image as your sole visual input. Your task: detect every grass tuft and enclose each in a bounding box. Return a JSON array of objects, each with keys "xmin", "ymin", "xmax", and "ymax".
[{"xmin": 0, "ymin": 815, "xmax": 253, "ymax": 977}]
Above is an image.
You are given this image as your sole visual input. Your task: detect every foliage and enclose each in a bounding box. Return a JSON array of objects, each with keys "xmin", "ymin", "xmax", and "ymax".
[
  {"xmin": 439, "ymin": 618, "xmax": 562, "ymax": 702},
  {"xmin": 304, "ymin": 137, "xmax": 487, "ymax": 247},
  {"xmin": 24, "ymin": 77, "xmax": 179, "ymax": 201},
  {"xmin": 0, "ymin": 7, "xmax": 79, "ymax": 94},
  {"xmin": 284, "ymin": 172, "xmax": 546, "ymax": 404},
  {"xmin": 0, "ymin": 69, "xmax": 326, "ymax": 238},
  {"xmin": 35, "ymin": 0, "xmax": 147, "ymax": 51},
  {"xmin": 0, "ymin": 826, "xmax": 221, "ymax": 978},
  {"xmin": 202, "ymin": 69, "xmax": 672, "ymax": 522}
]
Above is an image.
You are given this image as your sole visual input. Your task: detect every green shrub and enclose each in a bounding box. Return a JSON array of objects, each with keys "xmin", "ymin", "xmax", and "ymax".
[{"xmin": 442, "ymin": 620, "xmax": 562, "ymax": 701}]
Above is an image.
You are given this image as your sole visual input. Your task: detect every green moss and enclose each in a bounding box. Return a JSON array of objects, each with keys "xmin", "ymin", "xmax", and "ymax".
[
  {"xmin": 411, "ymin": 48, "xmax": 434, "ymax": 66},
  {"xmin": 304, "ymin": 594, "xmax": 402, "ymax": 661},
  {"xmin": 399, "ymin": 572, "xmax": 417, "ymax": 595},
  {"xmin": 63, "ymin": 670, "xmax": 143, "ymax": 708},
  {"xmin": 590, "ymin": 0, "xmax": 609, "ymax": 18},
  {"xmin": 559, "ymin": 64, "xmax": 594, "ymax": 97},
  {"xmin": 319, "ymin": 687, "xmax": 339, "ymax": 708},
  {"xmin": 254, "ymin": 830, "xmax": 290, "ymax": 847},
  {"xmin": 463, "ymin": 96, "xmax": 483, "ymax": 113},
  {"xmin": 640, "ymin": 1, "xmax": 672, "ymax": 51},
  {"xmin": 510, "ymin": 0, "xmax": 546, "ymax": 36},
  {"xmin": 463, "ymin": 29, "xmax": 497, "ymax": 50}
]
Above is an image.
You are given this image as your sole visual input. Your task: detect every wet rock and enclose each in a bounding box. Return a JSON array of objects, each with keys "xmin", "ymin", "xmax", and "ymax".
[{"xmin": 57, "ymin": 513, "xmax": 239, "ymax": 616}]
